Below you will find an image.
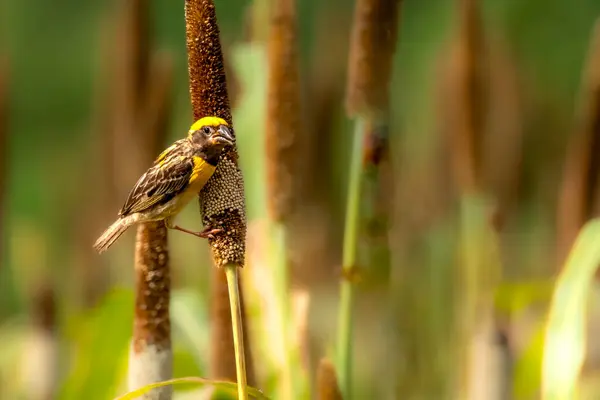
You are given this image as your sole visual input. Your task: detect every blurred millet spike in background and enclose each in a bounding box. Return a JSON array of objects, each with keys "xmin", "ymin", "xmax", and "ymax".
[
  {"xmin": 265, "ymin": 0, "xmax": 301, "ymax": 224},
  {"xmin": 439, "ymin": 29, "xmax": 523, "ymax": 280},
  {"xmin": 345, "ymin": 0, "xmax": 401, "ymax": 284},
  {"xmin": 480, "ymin": 36, "xmax": 523, "ymax": 232},
  {"xmin": 440, "ymin": 1, "xmax": 509, "ymax": 398},
  {"xmin": 438, "ymin": 1, "xmax": 523, "ymax": 230},
  {"xmin": 341, "ymin": 0, "xmax": 402, "ymax": 397},
  {"xmin": 447, "ymin": 0, "xmax": 486, "ymax": 195},
  {"xmin": 345, "ymin": 0, "xmax": 402, "ymax": 119},
  {"xmin": 185, "ymin": 0, "xmax": 255, "ymax": 385},
  {"xmin": 557, "ymin": 18, "xmax": 600, "ymax": 269},
  {"xmin": 265, "ymin": 0, "xmax": 310, "ymax": 396}
]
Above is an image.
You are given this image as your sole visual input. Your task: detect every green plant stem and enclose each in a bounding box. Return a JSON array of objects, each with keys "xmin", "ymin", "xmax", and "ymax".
[
  {"xmin": 270, "ymin": 222, "xmax": 295, "ymax": 399},
  {"xmin": 224, "ymin": 263, "xmax": 248, "ymax": 400},
  {"xmin": 337, "ymin": 117, "xmax": 366, "ymax": 399}
]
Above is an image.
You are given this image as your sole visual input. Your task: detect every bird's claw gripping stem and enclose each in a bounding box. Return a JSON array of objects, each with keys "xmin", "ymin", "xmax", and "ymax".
[
  {"xmin": 196, "ymin": 227, "xmax": 224, "ymax": 239},
  {"xmin": 164, "ymin": 219, "xmax": 223, "ymax": 239}
]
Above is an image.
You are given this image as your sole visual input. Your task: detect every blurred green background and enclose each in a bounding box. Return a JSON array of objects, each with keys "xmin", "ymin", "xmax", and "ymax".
[{"xmin": 3, "ymin": 0, "xmax": 600, "ymax": 399}]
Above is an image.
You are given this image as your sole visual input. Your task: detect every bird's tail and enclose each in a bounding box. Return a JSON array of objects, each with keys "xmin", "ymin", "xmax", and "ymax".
[{"xmin": 93, "ymin": 216, "xmax": 136, "ymax": 254}]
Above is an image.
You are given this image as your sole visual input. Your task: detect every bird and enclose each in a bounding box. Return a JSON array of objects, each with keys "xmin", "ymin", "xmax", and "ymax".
[{"xmin": 93, "ymin": 116, "xmax": 235, "ymax": 254}]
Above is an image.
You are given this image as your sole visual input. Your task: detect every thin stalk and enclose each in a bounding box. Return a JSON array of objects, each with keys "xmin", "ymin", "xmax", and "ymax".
[
  {"xmin": 224, "ymin": 264, "xmax": 248, "ymax": 400},
  {"xmin": 341, "ymin": 0, "xmax": 401, "ymax": 393},
  {"xmin": 337, "ymin": 117, "xmax": 366, "ymax": 398},
  {"xmin": 0, "ymin": 59, "xmax": 7, "ymax": 276},
  {"xmin": 270, "ymin": 223, "xmax": 294, "ymax": 399}
]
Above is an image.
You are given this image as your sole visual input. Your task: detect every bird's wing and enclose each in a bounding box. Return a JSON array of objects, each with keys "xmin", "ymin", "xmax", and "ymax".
[
  {"xmin": 119, "ymin": 145, "xmax": 194, "ymax": 216},
  {"xmin": 155, "ymin": 140, "xmax": 185, "ymax": 166}
]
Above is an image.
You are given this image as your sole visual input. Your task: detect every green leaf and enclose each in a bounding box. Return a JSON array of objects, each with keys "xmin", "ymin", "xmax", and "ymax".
[
  {"xmin": 171, "ymin": 288, "xmax": 210, "ymax": 375},
  {"xmin": 542, "ymin": 219, "xmax": 600, "ymax": 400},
  {"xmin": 112, "ymin": 377, "xmax": 271, "ymax": 400},
  {"xmin": 513, "ymin": 318, "xmax": 546, "ymax": 399},
  {"xmin": 495, "ymin": 280, "xmax": 554, "ymax": 315},
  {"xmin": 57, "ymin": 288, "xmax": 134, "ymax": 400}
]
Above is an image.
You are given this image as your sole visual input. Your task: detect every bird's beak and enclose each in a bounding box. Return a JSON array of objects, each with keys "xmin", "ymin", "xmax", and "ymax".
[{"xmin": 211, "ymin": 125, "xmax": 235, "ymax": 147}]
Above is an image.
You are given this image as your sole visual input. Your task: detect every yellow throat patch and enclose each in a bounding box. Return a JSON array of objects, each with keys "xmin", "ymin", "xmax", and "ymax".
[{"xmin": 189, "ymin": 156, "xmax": 217, "ymax": 188}]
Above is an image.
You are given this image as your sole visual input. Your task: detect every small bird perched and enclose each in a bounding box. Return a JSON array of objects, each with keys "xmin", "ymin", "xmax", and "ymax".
[{"xmin": 93, "ymin": 116, "xmax": 235, "ymax": 254}]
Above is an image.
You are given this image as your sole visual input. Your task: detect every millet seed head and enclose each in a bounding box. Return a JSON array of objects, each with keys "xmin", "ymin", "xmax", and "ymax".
[
  {"xmin": 133, "ymin": 221, "xmax": 171, "ymax": 351},
  {"xmin": 185, "ymin": 0, "xmax": 246, "ymax": 266},
  {"xmin": 345, "ymin": 0, "xmax": 402, "ymax": 118}
]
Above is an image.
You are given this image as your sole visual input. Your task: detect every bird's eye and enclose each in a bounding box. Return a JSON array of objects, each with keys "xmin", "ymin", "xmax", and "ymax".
[{"xmin": 203, "ymin": 126, "xmax": 211, "ymax": 135}]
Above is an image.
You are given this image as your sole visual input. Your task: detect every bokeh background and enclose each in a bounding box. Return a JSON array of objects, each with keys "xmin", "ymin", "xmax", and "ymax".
[{"xmin": 3, "ymin": 0, "xmax": 600, "ymax": 399}]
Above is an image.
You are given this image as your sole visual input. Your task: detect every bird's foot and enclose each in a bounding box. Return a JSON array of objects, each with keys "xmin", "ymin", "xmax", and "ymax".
[
  {"xmin": 164, "ymin": 219, "xmax": 223, "ymax": 239},
  {"xmin": 195, "ymin": 226, "xmax": 224, "ymax": 239}
]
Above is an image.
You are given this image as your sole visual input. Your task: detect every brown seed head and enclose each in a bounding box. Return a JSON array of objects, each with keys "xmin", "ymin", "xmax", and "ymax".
[
  {"xmin": 185, "ymin": 0, "xmax": 246, "ymax": 266},
  {"xmin": 265, "ymin": 0, "xmax": 301, "ymax": 222},
  {"xmin": 317, "ymin": 358, "xmax": 343, "ymax": 400},
  {"xmin": 199, "ymin": 156, "xmax": 246, "ymax": 266},
  {"xmin": 345, "ymin": 0, "xmax": 402, "ymax": 118},
  {"xmin": 436, "ymin": 0, "xmax": 486, "ymax": 194},
  {"xmin": 455, "ymin": 0, "xmax": 485, "ymax": 192},
  {"xmin": 133, "ymin": 222, "xmax": 171, "ymax": 352},
  {"xmin": 457, "ymin": 0, "xmax": 485, "ymax": 191},
  {"xmin": 483, "ymin": 36, "xmax": 523, "ymax": 227}
]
